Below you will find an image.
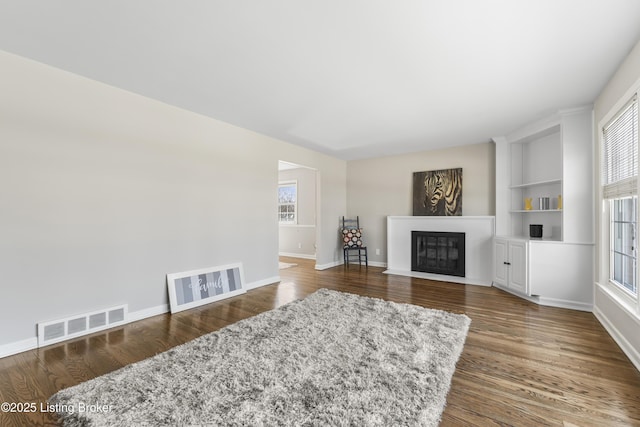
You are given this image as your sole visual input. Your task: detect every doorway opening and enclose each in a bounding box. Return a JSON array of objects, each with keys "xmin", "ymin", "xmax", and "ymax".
[{"xmin": 278, "ymin": 161, "xmax": 320, "ymax": 266}]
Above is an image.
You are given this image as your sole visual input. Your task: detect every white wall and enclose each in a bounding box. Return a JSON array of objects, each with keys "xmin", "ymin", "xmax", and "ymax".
[
  {"xmin": 593, "ymin": 39, "xmax": 640, "ymax": 371},
  {"xmin": 0, "ymin": 50, "xmax": 346, "ymax": 352},
  {"xmin": 346, "ymin": 143, "xmax": 495, "ymax": 265}
]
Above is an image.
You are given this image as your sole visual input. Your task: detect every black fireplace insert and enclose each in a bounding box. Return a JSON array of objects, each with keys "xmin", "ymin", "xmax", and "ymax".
[{"xmin": 411, "ymin": 231, "xmax": 465, "ymax": 277}]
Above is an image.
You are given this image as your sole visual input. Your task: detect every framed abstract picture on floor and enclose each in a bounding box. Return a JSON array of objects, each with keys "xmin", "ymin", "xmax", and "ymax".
[{"xmin": 167, "ymin": 263, "xmax": 246, "ymax": 313}]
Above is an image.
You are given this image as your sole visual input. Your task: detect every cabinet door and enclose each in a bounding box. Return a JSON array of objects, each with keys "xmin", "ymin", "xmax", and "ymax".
[
  {"xmin": 508, "ymin": 240, "xmax": 528, "ymax": 295},
  {"xmin": 493, "ymin": 239, "xmax": 508, "ymax": 287}
]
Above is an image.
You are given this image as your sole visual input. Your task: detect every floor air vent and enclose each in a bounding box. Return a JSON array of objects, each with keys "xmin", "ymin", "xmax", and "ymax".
[{"xmin": 37, "ymin": 305, "xmax": 128, "ymax": 348}]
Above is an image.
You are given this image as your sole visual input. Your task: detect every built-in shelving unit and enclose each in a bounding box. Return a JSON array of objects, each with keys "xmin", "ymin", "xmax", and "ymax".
[
  {"xmin": 492, "ymin": 106, "xmax": 594, "ymax": 311},
  {"xmin": 508, "ymin": 122, "xmax": 563, "ymax": 239}
]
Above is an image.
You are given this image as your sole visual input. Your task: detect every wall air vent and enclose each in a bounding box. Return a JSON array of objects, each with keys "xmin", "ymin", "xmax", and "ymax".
[{"xmin": 37, "ymin": 304, "xmax": 128, "ymax": 348}]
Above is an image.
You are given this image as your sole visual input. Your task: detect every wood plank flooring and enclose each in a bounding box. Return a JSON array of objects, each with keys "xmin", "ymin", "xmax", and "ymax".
[{"xmin": 1, "ymin": 257, "xmax": 639, "ymax": 426}]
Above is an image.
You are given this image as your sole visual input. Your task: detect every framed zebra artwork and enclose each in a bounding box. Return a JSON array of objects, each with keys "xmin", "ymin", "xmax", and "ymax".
[{"xmin": 412, "ymin": 168, "xmax": 462, "ymax": 216}]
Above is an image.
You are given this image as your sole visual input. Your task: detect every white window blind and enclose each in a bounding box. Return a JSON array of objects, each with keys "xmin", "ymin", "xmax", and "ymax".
[{"xmin": 603, "ymin": 96, "xmax": 638, "ymax": 199}]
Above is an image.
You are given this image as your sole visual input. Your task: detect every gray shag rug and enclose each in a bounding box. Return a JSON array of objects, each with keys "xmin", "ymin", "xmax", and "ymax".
[{"xmin": 50, "ymin": 289, "xmax": 470, "ymax": 426}]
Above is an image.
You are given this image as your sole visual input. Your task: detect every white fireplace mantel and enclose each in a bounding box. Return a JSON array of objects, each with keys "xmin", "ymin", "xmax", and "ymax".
[{"xmin": 384, "ymin": 216, "xmax": 495, "ymax": 286}]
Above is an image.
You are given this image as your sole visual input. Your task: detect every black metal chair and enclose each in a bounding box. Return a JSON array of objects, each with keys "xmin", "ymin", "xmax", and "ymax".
[{"xmin": 341, "ymin": 216, "xmax": 368, "ymax": 267}]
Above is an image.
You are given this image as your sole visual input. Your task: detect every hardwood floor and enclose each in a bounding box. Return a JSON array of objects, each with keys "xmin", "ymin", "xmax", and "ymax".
[{"xmin": 1, "ymin": 257, "xmax": 639, "ymax": 426}]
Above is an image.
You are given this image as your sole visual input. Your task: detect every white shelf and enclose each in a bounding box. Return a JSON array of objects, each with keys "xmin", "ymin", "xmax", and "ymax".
[
  {"xmin": 510, "ymin": 179, "xmax": 562, "ymax": 189},
  {"xmin": 510, "ymin": 209, "xmax": 562, "ymax": 213},
  {"xmin": 496, "ymin": 235, "xmax": 562, "ymax": 242}
]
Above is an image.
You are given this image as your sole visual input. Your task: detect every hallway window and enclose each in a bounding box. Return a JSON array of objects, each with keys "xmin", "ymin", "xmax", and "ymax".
[{"xmin": 278, "ymin": 181, "xmax": 297, "ymax": 223}]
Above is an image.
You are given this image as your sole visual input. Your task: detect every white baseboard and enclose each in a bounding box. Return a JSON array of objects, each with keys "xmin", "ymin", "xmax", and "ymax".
[
  {"xmin": 385, "ymin": 269, "xmax": 492, "ymax": 286},
  {"xmin": 0, "ymin": 337, "xmax": 38, "ymax": 359},
  {"xmin": 492, "ymin": 283, "xmax": 593, "ymax": 311},
  {"xmin": 315, "ymin": 260, "xmax": 387, "ymax": 270},
  {"xmin": 279, "ymin": 252, "xmax": 316, "ymax": 260},
  {"xmin": 245, "ymin": 276, "xmax": 280, "ymax": 290},
  {"xmin": 492, "ymin": 282, "xmax": 521, "ymax": 295},
  {"xmin": 0, "ymin": 306, "xmax": 171, "ymax": 360},
  {"xmin": 364, "ymin": 261, "xmax": 387, "ymax": 268},
  {"xmin": 128, "ymin": 304, "xmax": 169, "ymax": 323},
  {"xmin": 0, "ymin": 275, "xmax": 282, "ymax": 360},
  {"xmin": 315, "ymin": 261, "xmax": 342, "ymax": 270},
  {"xmin": 594, "ymin": 307, "xmax": 640, "ymax": 373},
  {"xmin": 593, "ymin": 283, "xmax": 640, "ymax": 373},
  {"xmin": 536, "ymin": 296, "xmax": 593, "ymax": 312}
]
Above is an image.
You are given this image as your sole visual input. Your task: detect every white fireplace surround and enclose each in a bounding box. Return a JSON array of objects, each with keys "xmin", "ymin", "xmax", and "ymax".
[{"xmin": 385, "ymin": 216, "xmax": 495, "ymax": 286}]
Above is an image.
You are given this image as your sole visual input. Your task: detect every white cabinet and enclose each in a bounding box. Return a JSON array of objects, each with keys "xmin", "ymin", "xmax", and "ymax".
[
  {"xmin": 508, "ymin": 240, "xmax": 527, "ymax": 294},
  {"xmin": 528, "ymin": 241, "xmax": 594, "ymax": 311},
  {"xmin": 494, "ymin": 238, "xmax": 528, "ymax": 295},
  {"xmin": 493, "ymin": 107, "xmax": 594, "ymax": 311},
  {"xmin": 492, "ymin": 238, "xmax": 594, "ymax": 311},
  {"xmin": 493, "ymin": 238, "xmax": 508, "ymax": 286}
]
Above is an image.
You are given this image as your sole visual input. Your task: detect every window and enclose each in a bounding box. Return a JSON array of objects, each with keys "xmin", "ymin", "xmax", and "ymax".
[
  {"xmin": 278, "ymin": 181, "xmax": 297, "ymax": 223},
  {"xmin": 602, "ymin": 96, "xmax": 638, "ymax": 297},
  {"xmin": 611, "ymin": 197, "xmax": 637, "ymax": 294}
]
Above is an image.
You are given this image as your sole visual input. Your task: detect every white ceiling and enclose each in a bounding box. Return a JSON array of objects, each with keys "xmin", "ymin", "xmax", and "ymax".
[{"xmin": 1, "ymin": 1, "xmax": 639, "ymax": 160}]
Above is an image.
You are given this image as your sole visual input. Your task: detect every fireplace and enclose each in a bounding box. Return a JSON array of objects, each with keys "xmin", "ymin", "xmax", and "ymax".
[
  {"xmin": 386, "ymin": 216, "xmax": 493, "ymax": 285},
  {"xmin": 411, "ymin": 231, "xmax": 465, "ymax": 277}
]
